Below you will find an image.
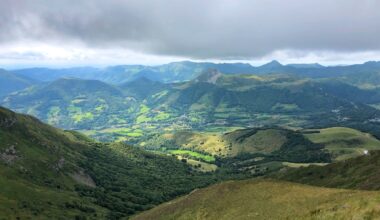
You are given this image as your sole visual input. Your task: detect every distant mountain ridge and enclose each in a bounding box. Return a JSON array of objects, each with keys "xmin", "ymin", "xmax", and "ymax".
[
  {"xmin": 0, "ymin": 69, "xmax": 37, "ymax": 97},
  {"xmin": 9, "ymin": 60, "xmax": 380, "ymax": 85}
]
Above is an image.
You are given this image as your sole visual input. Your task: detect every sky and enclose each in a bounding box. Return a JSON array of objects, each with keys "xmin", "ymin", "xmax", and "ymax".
[{"xmin": 1, "ymin": 0, "xmax": 380, "ymax": 68}]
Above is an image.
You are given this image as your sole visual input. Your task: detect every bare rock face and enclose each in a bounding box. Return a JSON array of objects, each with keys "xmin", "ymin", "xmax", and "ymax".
[
  {"xmin": 194, "ymin": 69, "xmax": 222, "ymax": 84},
  {"xmin": 53, "ymin": 157, "xmax": 65, "ymax": 171},
  {"xmin": 70, "ymin": 170, "xmax": 96, "ymax": 188},
  {"xmin": 0, "ymin": 117, "xmax": 17, "ymax": 128},
  {"xmin": 1, "ymin": 145, "xmax": 19, "ymax": 164}
]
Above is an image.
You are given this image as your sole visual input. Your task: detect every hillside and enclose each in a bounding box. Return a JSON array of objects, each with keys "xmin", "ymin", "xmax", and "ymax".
[
  {"xmin": 12, "ymin": 61, "xmax": 258, "ymax": 84},
  {"xmin": 0, "ymin": 107, "xmax": 219, "ymax": 219},
  {"xmin": 2, "ymin": 78, "xmax": 135, "ymax": 130},
  {"xmin": 141, "ymin": 127, "xmax": 380, "ymax": 160},
  {"xmin": 4, "ymin": 72, "xmax": 380, "ymax": 142},
  {"xmin": 276, "ymin": 150, "xmax": 380, "ymax": 190},
  {"xmin": 12, "ymin": 60, "xmax": 380, "ymax": 86},
  {"xmin": 132, "ymin": 179, "xmax": 380, "ymax": 220},
  {"xmin": 0, "ymin": 69, "xmax": 36, "ymax": 97},
  {"xmin": 303, "ymin": 127, "xmax": 380, "ymax": 160},
  {"xmin": 137, "ymin": 126, "xmax": 380, "ymax": 180}
]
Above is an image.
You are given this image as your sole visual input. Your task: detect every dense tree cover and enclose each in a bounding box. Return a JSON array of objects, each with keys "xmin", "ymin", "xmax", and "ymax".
[
  {"xmin": 76, "ymin": 143, "xmax": 219, "ymax": 219},
  {"xmin": 0, "ymin": 107, "xmax": 253, "ymax": 219},
  {"xmin": 272, "ymin": 131, "xmax": 331, "ymax": 163}
]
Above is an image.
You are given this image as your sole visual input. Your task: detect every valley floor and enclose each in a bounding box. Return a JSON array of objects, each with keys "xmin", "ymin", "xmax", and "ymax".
[{"xmin": 132, "ymin": 179, "xmax": 380, "ymax": 220}]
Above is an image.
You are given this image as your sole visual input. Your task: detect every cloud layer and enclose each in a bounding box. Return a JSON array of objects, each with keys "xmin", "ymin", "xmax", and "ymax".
[{"xmin": 1, "ymin": 0, "xmax": 380, "ymax": 64}]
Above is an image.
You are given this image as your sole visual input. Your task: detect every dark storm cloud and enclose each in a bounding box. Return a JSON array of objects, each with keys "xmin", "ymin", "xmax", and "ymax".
[{"xmin": 1, "ymin": 0, "xmax": 380, "ymax": 59}]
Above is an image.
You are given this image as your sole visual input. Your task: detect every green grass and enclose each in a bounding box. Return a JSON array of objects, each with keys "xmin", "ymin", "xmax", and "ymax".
[
  {"xmin": 224, "ymin": 128, "xmax": 287, "ymax": 156},
  {"xmin": 175, "ymin": 156, "xmax": 217, "ymax": 172},
  {"xmin": 94, "ymin": 104, "xmax": 107, "ymax": 112},
  {"xmin": 0, "ymin": 172, "xmax": 106, "ymax": 219},
  {"xmin": 276, "ymin": 150, "xmax": 380, "ymax": 190},
  {"xmin": 136, "ymin": 115, "xmax": 152, "ymax": 123},
  {"xmin": 47, "ymin": 106, "xmax": 60, "ymax": 124},
  {"xmin": 154, "ymin": 112, "xmax": 171, "ymax": 121},
  {"xmin": 169, "ymin": 150, "xmax": 215, "ymax": 162},
  {"xmin": 139, "ymin": 104, "xmax": 150, "ymax": 114},
  {"xmin": 67, "ymin": 105, "xmax": 81, "ymax": 113},
  {"xmin": 126, "ymin": 132, "xmax": 143, "ymax": 137},
  {"xmin": 133, "ymin": 179, "xmax": 380, "ymax": 220},
  {"xmin": 304, "ymin": 127, "xmax": 380, "ymax": 160},
  {"xmin": 72, "ymin": 112, "xmax": 94, "ymax": 123}
]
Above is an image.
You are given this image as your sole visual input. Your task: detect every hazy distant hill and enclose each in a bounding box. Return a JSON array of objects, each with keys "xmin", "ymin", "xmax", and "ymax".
[
  {"xmin": 11, "ymin": 60, "xmax": 380, "ymax": 88},
  {"xmin": 12, "ymin": 61, "xmax": 260, "ymax": 84},
  {"xmin": 2, "ymin": 78, "xmax": 132, "ymax": 129},
  {"xmin": 0, "ymin": 69, "xmax": 37, "ymax": 97}
]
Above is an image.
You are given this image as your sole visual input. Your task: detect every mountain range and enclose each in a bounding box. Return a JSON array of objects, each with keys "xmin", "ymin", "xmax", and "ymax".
[
  {"xmin": 3, "ymin": 60, "xmax": 380, "ymax": 218},
  {"xmin": 4, "ymin": 60, "xmax": 380, "ymax": 85},
  {"xmin": 3, "ymin": 67, "xmax": 380, "ymax": 142}
]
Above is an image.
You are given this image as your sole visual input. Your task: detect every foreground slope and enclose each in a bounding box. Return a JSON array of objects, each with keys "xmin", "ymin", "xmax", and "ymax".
[
  {"xmin": 0, "ymin": 107, "xmax": 217, "ymax": 219},
  {"xmin": 133, "ymin": 179, "xmax": 380, "ymax": 220}
]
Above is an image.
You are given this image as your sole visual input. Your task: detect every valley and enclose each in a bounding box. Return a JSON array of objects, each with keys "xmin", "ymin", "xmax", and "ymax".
[
  {"xmin": 2, "ymin": 61, "xmax": 380, "ymax": 219},
  {"xmin": 3, "ymin": 1, "xmax": 380, "ymax": 219},
  {"xmin": 4, "ymin": 64, "xmax": 380, "ymax": 144}
]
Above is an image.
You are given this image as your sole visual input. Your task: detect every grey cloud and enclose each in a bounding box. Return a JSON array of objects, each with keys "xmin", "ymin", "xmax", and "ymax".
[{"xmin": 1, "ymin": 0, "xmax": 380, "ymax": 59}]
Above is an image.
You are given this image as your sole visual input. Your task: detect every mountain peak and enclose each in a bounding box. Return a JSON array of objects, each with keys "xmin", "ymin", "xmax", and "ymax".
[
  {"xmin": 287, "ymin": 63, "xmax": 324, "ymax": 69},
  {"xmin": 260, "ymin": 60, "xmax": 283, "ymax": 68},
  {"xmin": 363, "ymin": 61, "xmax": 380, "ymax": 67}
]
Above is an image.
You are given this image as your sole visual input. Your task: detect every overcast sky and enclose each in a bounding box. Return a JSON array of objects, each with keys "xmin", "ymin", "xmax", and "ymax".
[{"xmin": 1, "ymin": 0, "xmax": 380, "ymax": 67}]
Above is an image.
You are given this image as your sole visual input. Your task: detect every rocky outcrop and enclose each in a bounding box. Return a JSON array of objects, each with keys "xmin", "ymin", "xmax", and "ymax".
[
  {"xmin": 70, "ymin": 170, "xmax": 96, "ymax": 188},
  {"xmin": 1, "ymin": 145, "xmax": 18, "ymax": 164},
  {"xmin": 0, "ymin": 116, "xmax": 17, "ymax": 128}
]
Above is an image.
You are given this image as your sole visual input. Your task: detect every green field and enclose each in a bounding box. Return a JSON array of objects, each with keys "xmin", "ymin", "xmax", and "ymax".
[{"xmin": 169, "ymin": 150, "xmax": 215, "ymax": 162}]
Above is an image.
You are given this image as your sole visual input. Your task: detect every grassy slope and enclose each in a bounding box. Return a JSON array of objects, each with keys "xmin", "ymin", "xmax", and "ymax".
[
  {"xmin": 0, "ymin": 107, "xmax": 218, "ymax": 219},
  {"xmin": 0, "ymin": 69, "xmax": 35, "ymax": 97},
  {"xmin": 0, "ymin": 174, "xmax": 106, "ymax": 219},
  {"xmin": 0, "ymin": 106, "xmax": 107, "ymax": 218},
  {"xmin": 304, "ymin": 127, "xmax": 380, "ymax": 160},
  {"xmin": 132, "ymin": 179, "xmax": 380, "ymax": 220},
  {"xmin": 144, "ymin": 128, "xmax": 288, "ymax": 158},
  {"xmin": 224, "ymin": 128, "xmax": 287, "ymax": 156},
  {"xmin": 149, "ymin": 127, "xmax": 380, "ymax": 161},
  {"xmin": 276, "ymin": 150, "xmax": 380, "ymax": 190}
]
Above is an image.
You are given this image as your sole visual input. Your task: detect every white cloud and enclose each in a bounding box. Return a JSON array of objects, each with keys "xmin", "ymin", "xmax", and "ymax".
[
  {"xmin": 0, "ymin": 0, "xmax": 380, "ymax": 66},
  {"xmin": 0, "ymin": 42, "xmax": 186, "ymax": 68}
]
